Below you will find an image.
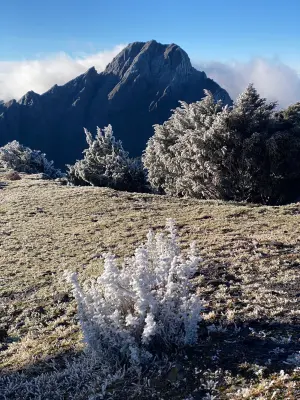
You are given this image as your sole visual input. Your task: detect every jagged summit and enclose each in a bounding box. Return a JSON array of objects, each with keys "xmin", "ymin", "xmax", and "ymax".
[
  {"xmin": 19, "ymin": 91, "xmax": 40, "ymax": 106},
  {"xmin": 0, "ymin": 40, "xmax": 232, "ymax": 168},
  {"xmin": 104, "ymin": 40, "xmax": 193, "ymax": 82}
]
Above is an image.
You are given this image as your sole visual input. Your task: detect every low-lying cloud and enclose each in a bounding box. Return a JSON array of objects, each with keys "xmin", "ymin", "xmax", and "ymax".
[
  {"xmin": 0, "ymin": 45, "xmax": 125, "ymax": 101},
  {"xmin": 196, "ymin": 58, "xmax": 300, "ymax": 108},
  {"xmin": 0, "ymin": 45, "xmax": 299, "ymax": 108}
]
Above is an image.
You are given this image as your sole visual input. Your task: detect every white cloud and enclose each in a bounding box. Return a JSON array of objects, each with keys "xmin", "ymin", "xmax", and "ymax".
[
  {"xmin": 0, "ymin": 44, "xmax": 125, "ymax": 101},
  {"xmin": 1, "ymin": 46, "xmax": 299, "ymax": 108},
  {"xmin": 194, "ymin": 58, "xmax": 300, "ymax": 108}
]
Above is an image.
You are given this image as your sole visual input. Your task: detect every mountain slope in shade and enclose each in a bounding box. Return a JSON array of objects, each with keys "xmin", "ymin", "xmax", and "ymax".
[{"xmin": 0, "ymin": 40, "xmax": 232, "ymax": 168}]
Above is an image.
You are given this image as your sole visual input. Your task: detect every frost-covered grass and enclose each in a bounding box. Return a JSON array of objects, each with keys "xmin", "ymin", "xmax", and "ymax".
[{"xmin": 0, "ymin": 173, "xmax": 299, "ymax": 399}]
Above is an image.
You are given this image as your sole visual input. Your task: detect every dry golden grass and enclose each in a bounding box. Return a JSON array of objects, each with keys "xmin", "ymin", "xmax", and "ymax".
[{"xmin": 0, "ymin": 173, "xmax": 299, "ymax": 399}]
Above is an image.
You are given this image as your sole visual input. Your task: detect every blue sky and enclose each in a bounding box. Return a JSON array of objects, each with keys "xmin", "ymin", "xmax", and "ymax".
[
  {"xmin": 1, "ymin": 0, "xmax": 300, "ymax": 65},
  {"xmin": 1, "ymin": 0, "xmax": 300, "ymax": 106}
]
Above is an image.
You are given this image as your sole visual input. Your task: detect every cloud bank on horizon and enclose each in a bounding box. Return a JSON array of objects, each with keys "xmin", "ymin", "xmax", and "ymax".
[
  {"xmin": 0, "ymin": 45, "xmax": 125, "ymax": 102},
  {"xmin": 196, "ymin": 58, "xmax": 300, "ymax": 108},
  {"xmin": 0, "ymin": 44, "xmax": 299, "ymax": 108}
]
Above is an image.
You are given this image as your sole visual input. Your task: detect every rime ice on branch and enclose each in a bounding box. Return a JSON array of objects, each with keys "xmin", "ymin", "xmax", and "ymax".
[{"xmin": 66, "ymin": 219, "xmax": 204, "ymax": 367}]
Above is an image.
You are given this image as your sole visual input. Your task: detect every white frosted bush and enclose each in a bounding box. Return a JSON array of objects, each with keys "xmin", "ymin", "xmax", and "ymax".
[
  {"xmin": 67, "ymin": 125, "xmax": 147, "ymax": 192},
  {"xmin": 66, "ymin": 219, "xmax": 203, "ymax": 368},
  {"xmin": 143, "ymin": 85, "xmax": 300, "ymax": 204},
  {"xmin": 0, "ymin": 140, "xmax": 62, "ymax": 178}
]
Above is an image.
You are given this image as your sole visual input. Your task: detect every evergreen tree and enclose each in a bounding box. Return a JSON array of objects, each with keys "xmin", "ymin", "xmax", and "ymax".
[
  {"xmin": 143, "ymin": 85, "xmax": 300, "ymax": 205},
  {"xmin": 265, "ymin": 102, "xmax": 300, "ymax": 204},
  {"xmin": 213, "ymin": 84, "xmax": 278, "ymax": 202},
  {"xmin": 143, "ymin": 91, "xmax": 223, "ymax": 196},
  {"xmin": 67, "ymin": 125, "xmax": 147, "ymax": 192}
]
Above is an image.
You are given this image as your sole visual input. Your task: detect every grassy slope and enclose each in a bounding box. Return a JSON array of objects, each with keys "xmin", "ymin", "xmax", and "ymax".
[{"xmin": 0, "ymin": 173, "xmax": 299, "ymax": 399}]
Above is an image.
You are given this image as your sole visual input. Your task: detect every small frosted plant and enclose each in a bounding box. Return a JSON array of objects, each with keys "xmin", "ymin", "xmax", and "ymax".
[
  {"xmin": 66, "ymin": 219, "xmax": 203, "ymax": 368},
  {"xmin": 0, "ymin": 140, "xmax": 62, "ymax": 178},
  {"xmin": 67, "ymin": 125, "xmax": 147, "ymax": 192}
]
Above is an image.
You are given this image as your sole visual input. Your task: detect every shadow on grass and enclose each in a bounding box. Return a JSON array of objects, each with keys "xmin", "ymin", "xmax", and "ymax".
[
  {"xmin": 0, "ymin": 348, "xmax": 83, "ymax": 379},
  {"xmin": 0, "ymin": 319, "xmax": 299, "ymax": 400},
  {"xmin": 191, "ymin": 319, "xmax": 300, "ymax": 375},
  {"xmin": 148, "ymin": 319, "xmax": 300, "ymax": 399}
]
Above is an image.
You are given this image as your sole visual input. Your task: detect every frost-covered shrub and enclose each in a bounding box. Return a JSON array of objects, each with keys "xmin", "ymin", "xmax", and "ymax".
[
  {"xmin": 143, "ymin": 90, "xmax": 223, "ymax": 197},
  {"xmin": 66, "ymin": 220, "xmax": 203, "ymax": 368},
  {"xmin": 143, "ymin": 85, "xmax": 300, "ymax": 205},
  {"xmin": 0, "ymin": 140, "xmax": 62, "ymax": 178},
  {"xmin": 67, "ymin": 125, "xmax": 148, "ymax": 192}
]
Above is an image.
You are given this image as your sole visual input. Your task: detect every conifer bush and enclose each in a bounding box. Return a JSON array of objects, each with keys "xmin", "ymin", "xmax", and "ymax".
[
  {"xmin": 65, "ymin": 220, "xmax": 203, "ymax": 368},
  {"xmin": 0, "ymin": 140, "xmax": 62, "ymax": 178},
  {"xmin": 143, "ymin": 85, "xmax": 300, "ymax": 205},
  {"xmin": 67, "ymin": 125, "xmax": 148, "ymax": 192}
]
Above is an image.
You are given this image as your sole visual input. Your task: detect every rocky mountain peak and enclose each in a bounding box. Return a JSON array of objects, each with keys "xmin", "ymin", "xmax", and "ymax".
[
  {"xmin": 18, "ymin": 91, "xmax": 40, "ymax": 106},
  {"xmin": 104, "ymin": 40, "xmax": 193, "ymax": 82},
  {"xmin": 84, "ymin": 66, "xmax": 98, "ymax": 77},
  {"xmin": 0, "ymin": 40, "xmax": 232, "ymax": 168}
]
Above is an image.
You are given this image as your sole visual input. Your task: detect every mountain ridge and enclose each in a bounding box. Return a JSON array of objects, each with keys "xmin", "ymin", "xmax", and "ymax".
[{"xmin": 0, "ymin": 40, "xmax": 232, "ymax": 168}]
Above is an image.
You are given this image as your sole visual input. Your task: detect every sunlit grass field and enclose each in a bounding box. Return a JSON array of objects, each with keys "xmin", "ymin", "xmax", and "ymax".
[{"xmin": 0, "ymin": 173, "xmax": 299, "ymax": 399}]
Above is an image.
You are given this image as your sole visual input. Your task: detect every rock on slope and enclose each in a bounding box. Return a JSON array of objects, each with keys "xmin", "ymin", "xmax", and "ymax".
[{"xmin": 0, "ymin": 40, "xmax": 232, "ymax": 168}]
